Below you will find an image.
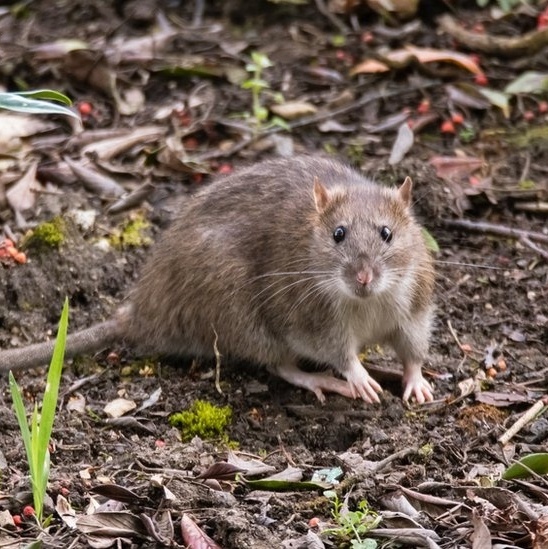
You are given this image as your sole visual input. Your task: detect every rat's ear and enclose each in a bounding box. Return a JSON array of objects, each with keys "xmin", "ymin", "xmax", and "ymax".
[
  {"xmin": 398, "ymin": 176, "xmax": 413, "ymax": 207},
  {"xmin": 313, "ymin": 177, "xmax": 330, "ymax": 213}
]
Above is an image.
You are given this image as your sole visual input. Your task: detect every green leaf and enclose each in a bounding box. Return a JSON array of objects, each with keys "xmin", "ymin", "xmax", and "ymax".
[
  {"xmin": 422, "ymin": 228, "xmax": 440, "ymax": 253},
  {"xmin": 251, "ymin": 51, "xmax": 273, "ymax": 69},
  {"xmin": 241, "ymin": 478, "xmax": 332, "ymax": 491},
  {"xmin": 505, "ymin": 72, "xmax": 548, "ymax": 95},
  {"xmin": 502, "ymin": 453, "xmax": 548, "ymax": 480},
  {"xmin": 241, "ymin": 78, "xmax": 270, "ymax": 90},
  {"xmin": 16, "ymin": 89, "xmax": 73, "ymax": 105},
  {"xmin": 478, "ymin": 88, "xmax": 511, "ymax": 118},
  {"xmin": 8, "ymin": 372, "xmax": 33, "ymax": 475},
  {"xmin": 0, "ymin": 92, "xmax": 80, "ymax": 119}
]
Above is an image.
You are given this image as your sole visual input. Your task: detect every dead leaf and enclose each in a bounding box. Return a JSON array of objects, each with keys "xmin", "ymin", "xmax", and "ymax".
[
  {"xmin": 389, "ymin": 122, "xmax": 414, "ymax": 165},
  {"xmin": 180, "ymin": 514, "xmax": 223, "ymax": 549},
  {"xmin": 429, "ymin": 155, "xmax": 483, "ymax": 181},
  {"xmin": 366, "ymin": 0, "xmax": 418, "ymax": 19},
  {"xmin": 476, "ymin": 391, "xmax": 530, "ymax": 407},
  {"xmin": 56, "ymin": 495, "xmax": 77, "ymax": 529},
  {"xmin": 0, "ymin": 112, "xmax": 55, "ymax": 152},
  {"xmin": 195, "ymin": 462, "xmax": 246, "ymax": 481},
  {"xmin": 352, "ymin": 45, "xmax": 482, "ymax": 76},
  {"xmin": 6, "ymin": 161, "xmax": 41, "ymax": 214},
  {"xmin": 471, "ymin": 509, "xmax": 492, "ymax": 549},
  {"xmin": 76, "ymin": 512, "xmax": 148, "ymax": 538},
  {"xmin": 226, "ymin": 450, "xmax": 277, "ymax": 476},
  {"xmin": 81, "ymin": 126, "xmax": 167, "ymax": 160},
  {"xmin": 63, "ymin": 157, "xmax": 125, "ymax": 198},
  {"xmin": 270, "ymin": 101, "xmax": 317, "ymax": 120},
  {"xmin": 90, "ymin": 484, "xmax": 148, "ymax": 505},
  {"xmin": 66, "ymin": 392, "xmax": 86, "ymax": 414},
  {"xmin": 103, "ymin": 397, "xmax": 137, "ymax": 418}
]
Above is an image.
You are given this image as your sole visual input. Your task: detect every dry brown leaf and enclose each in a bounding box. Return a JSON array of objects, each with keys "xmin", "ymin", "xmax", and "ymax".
[
  {"xmin": 429, "ymin": 156, "xmax": 483, "ymax": 181},
  {"xmin": 81, "ymin": 126, "xmax": 167, "ymax": 160},
  {"xmin": 103, "ymin": 397, "xmax": 137, "ymax": 418},
  {"xmin": 6, "ymin": 161, "xmax": 41, "ymax": 214},
  {"xmin": 352, "ymin": 45, "xmax": 482, "ymax": 76},
  {"xmin": 270, "ymin": 100, "xmax": 317, "ymax": 120},
  {"xmin": 180, "ymin": 514, "xmax": 223, "ymax": 549}
]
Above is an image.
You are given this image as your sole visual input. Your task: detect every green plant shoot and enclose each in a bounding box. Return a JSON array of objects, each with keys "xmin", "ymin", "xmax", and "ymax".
[
  {"xmin": 241, "ymin": 51, "xmax": 289, "ymax": 133},
  {"xmin": 9, "ymin": 298, "xmax": 69, "ymax": 523},
  {"xmin": 0, "ymin": 89, "xmax": 79, "ymax": 119}
]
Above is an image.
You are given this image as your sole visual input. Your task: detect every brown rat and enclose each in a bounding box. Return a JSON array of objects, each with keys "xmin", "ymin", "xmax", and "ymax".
[{"xmin": 0, "ymin": 156, "xmax": 435, "ymax": 403}]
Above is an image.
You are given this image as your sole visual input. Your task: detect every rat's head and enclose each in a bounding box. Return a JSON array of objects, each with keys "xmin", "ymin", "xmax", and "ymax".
[{"xmin": 310, "ymin": 176, "xmax": 426, "ymax": 302}]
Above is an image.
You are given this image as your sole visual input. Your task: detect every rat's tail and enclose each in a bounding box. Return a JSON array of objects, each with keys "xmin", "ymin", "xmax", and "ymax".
[{"xmin": 0, "ymin": 319, "xmax": 123, "ymax": 373}]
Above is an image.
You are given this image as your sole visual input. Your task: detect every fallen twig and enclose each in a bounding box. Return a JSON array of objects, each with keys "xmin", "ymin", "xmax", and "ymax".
[
  {"xmin": 445, "ymin": 218, "xmax": 548, "ymax": 244},
  {"xmin": 498, "ymin": 397, "xmax": 548, "ymax": 446},
  {"xmin": 438, "ymin": 14, "xmax": 548, "ymax": 57},
  {"xmin": 520, "ymin": 236, "xmax": 548, "ymax": 260}
]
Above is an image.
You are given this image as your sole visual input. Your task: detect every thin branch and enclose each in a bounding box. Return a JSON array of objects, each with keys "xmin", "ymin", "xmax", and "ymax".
[{"xmin": 445, "ymin": 218, "xmax": 548, "ymax": 245}]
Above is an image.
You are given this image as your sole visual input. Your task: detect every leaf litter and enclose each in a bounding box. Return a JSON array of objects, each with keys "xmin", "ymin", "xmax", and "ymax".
[{"xmin": 0, "ymin": 1, "xmax": 547, "ymax": 548}]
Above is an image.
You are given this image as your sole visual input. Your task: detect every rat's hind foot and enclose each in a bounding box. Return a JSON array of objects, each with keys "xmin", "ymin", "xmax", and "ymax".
[
  {"xmin": 402, "ymin": 365, "xmax": 434, "ymax": 404},
  {"xmin": 271, "ymin": 362, "xmax": 356, "ymax": 403}
]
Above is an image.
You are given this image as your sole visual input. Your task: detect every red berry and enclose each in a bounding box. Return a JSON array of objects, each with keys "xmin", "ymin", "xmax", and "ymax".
[
  {"xmin": 539, "ymin": 101, "xmax": 548, "ymax": 113},
  {"xmin": 60, "ymin": 487, "xmax": 70, "ymax": 497},
  {"xmin": 217, "ymin": 163, "xmax": 233, "ymax": 175},
  {"xmin": 441, "ymin": 120, "xmax": 456, "ymax": 134},
  {"xmin": 12, "ymin": 514, "xmax": 22, "ymax": 526},
  {"xmin": 155, "ymin": 439, "xmax": 165, "ymax": 448},
  {"xmin": 523, "ymin": 110, "xmax": 535, "ymax": 121},
  {"xmin": 469, "ymin": 175, "xmax": 480, "ymax": 186},
  {"xmin": 538, "ymin": 9, "xmax": 548, "ymax": 29},
  {"xmin": 361, "ymin": 31, "xmax": 374, "ymax": 44},
  {"xmin": 22, "ymin": 505, "xmax": 35, "ymax": 517},
  {"xmin": 451, "ymin": 113, "xmax": 464, "ymax": 125},
  {"xmin": 417, "ymin": 99, "xmax": 430, "ymax": 114},
  {"xmin": 78, "ymin": 102, "xmax": 92, "ymax": 116},
  {"xmin": 309, "ymin": 517, "xmax": 320, "ymax": 528},
  {"xmin": 475, "ymin": 73, "xmax": 488, "ymax": 86}
]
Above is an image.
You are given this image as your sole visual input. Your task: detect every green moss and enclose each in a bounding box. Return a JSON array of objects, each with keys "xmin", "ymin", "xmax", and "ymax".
[
  {"xmin": 109, "ymin": 214, "xmax": 151, "ymax": 249},
  {"xmin": 23, "ymin": 217, "xmax": 66, "ymax": 251},
  {"xmin": 170, "ymin": 400, "xmax": 232, "ymax": 442}
]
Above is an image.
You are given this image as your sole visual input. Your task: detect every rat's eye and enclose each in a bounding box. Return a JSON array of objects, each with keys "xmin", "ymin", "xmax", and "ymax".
[
  {"xmin": 379, "ymin": 226, "xmax": 393, "ymax": 243},
  {"xmin": 333, "ymin": 226, "xmax": 346, "ymax": 243}
]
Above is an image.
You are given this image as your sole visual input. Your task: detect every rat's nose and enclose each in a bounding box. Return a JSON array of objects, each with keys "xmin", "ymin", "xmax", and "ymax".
[{"xmin": 356, "ymin": 268, "xmax": 373, "ymax": 286}]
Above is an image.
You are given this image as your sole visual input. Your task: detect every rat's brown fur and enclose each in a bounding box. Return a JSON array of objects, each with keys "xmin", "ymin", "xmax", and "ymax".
[{"xmin": 0, "ymin": 156, "xmax": 435, "ymax": 403}]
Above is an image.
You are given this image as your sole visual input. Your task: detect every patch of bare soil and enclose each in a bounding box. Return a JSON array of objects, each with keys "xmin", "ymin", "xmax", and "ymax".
[{"xmin": 0, "ymin": 1, "xmax": 547, "ymax": 548}]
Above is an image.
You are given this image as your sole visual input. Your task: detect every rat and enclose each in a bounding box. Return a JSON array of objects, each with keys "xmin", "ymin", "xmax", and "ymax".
[{"xmin": 0, "ymin": 156, "xmax": 435, "ymax": 403}]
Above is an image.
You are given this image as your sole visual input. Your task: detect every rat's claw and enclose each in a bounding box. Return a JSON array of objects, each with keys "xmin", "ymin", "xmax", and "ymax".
[
  {"xmin": 402, "ymin": 368, "xmax": 433, "ymax": 404},
  {"xmin": 345, "ymin": 362, "xmax": 382, "ymax": 403}
]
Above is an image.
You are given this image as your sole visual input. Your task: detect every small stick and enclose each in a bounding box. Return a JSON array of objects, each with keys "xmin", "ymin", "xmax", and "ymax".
[
  {"xmin": 520, "ymin": 236, "xmax": 548, "ymax": 260},
  {"xmin": 438, "ymin": 14, "xmax": 548, "ymax": 58},
  {"xmin": 445, "ymin": 218, "xmax": 548, "ymax": 245},
  {"xmin": 498, "ymin": 397, "xmax": 548, "ymax": 446}
]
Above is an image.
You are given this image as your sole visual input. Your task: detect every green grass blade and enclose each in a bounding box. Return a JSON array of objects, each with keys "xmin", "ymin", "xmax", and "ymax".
[
  {"xmin": 30, "ymin": 403, "xmax": 43, "ymax": 520},
  {"xmin": 14, "ymin": 89, "xmax": 73, "ymax": 105},
  {"xmin": 8, "ymin": 372, "xmax": 33, "ymax": 469},
  {"xmin": 35, "ymin": 298, "xmax": 68, "ymax": 485},
  {"xmin": 0, "ymin": 92, "xmax": 79, "ymax": 119}
]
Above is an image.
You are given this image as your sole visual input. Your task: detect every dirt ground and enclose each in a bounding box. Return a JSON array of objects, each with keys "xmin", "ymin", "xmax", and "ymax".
[{"xmin": 0, "ymin": 1, "xmax": 547, "ymax": 548}]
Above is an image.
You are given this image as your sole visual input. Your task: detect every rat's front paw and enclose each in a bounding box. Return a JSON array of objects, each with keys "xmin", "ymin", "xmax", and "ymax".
[
  {"xmin": 345, "ymin": 363, "xmax": 383, "ymax": 403},
  {"xmin": 402, "ymin": 368, "xmax": 433, "ymax": 404}
]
